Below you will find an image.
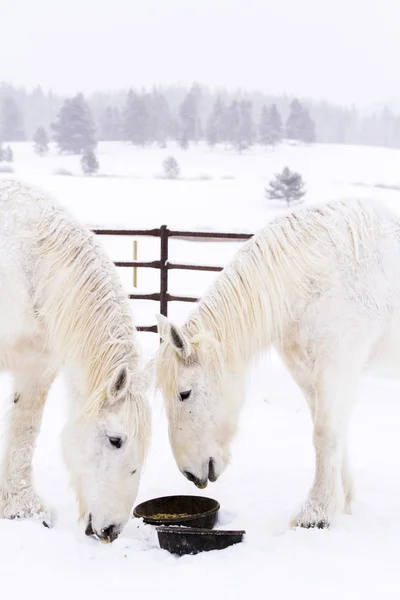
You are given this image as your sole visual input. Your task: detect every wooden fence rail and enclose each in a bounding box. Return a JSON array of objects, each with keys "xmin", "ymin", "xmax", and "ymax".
[{"xmin": 93, "ymin": 225, "xmax": 253, "ymax": 333}]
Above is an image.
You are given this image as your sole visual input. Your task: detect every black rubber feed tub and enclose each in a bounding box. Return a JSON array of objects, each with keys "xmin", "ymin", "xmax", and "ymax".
[
  {"xmin": 156, "ymin": 526, "xmax": 246, "ymax": 555},
  {"xmin": 133, "ymin": 495, "xmax": 220, "ymax": 529}
]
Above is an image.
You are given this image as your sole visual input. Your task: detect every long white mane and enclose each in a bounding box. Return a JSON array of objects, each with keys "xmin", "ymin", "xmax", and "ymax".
[
  {"xmin": 0, "ymin": 180, "xmax": 149, "ymax": 434},
  {"xmin": 156, "ymin": 199, "xmax": 387, "ymax": 403}
]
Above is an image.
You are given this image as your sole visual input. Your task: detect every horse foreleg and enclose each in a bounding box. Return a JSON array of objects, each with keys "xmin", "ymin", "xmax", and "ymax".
[
  {"xmin": 0, "ymin": 365, "xmax": 54, "ymax": 524},
  {"xmin": 342, "ymin": 443, "xmax": 354, "ymax": 514},
  {"xmin": 292, "ymin": 367, "xmax": 358, "ymax": 529}
]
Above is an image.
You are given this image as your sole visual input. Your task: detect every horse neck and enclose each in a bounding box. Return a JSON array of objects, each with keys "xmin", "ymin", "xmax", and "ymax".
[
  {"xmin": 34, "ymin": 209, "xmax": 140, "ymax": 410},
  {"xmin": 185, "ymin": 237, "xmax": 286, "ymax": 375},
  {"xmin": 185, "ymin": 200, "xmax": 381, "ymax": 377}
]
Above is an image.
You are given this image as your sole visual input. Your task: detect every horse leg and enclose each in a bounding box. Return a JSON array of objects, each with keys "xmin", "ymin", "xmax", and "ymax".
[
  {"xmin": 0, "ymin": 365, "xmax": 55, "ymax": 523},
  {"xmin": 291, "ymin": 365, "xmax": 359, "ymax": 528},
  {"xmin": 342, "ymin": 438, "xmax": 354, "ymax": 514},
  {"xmin": 282, "ymin": 343, "xmax": 357, "ymax": 523},
  {"xmin": 281, "ymin": 342, "xmax": 317, "ymax": 419}
]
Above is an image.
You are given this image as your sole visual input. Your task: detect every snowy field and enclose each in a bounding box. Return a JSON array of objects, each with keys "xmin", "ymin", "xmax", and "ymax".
[{"xmin": 2, "ymin": 141, "xmax": 400, "ymax": 599}]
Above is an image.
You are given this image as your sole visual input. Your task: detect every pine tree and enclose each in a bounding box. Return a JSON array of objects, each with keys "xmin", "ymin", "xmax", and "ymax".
[
  {"xmin": 260, "ymin": 104, "xmax": 282, "ymax": 146},
  {"xmin": 205, "ymin": 96, "xmax": 226, "ymax": 146},
  {"xmin": 163, "ymin": 156, "xmax": 180, "ymax": 179},
  {"xmin": 0, "ymin": 97, "xmax": 25, "ymax": 141},
  {"xmin": 179, "ymin": 84, "xmax": 202, "ymax": 143},
  {"xmin": 224, "ymin": 99, "xmax": 254, "ymax": 151},
  {"xmin": 51, "ymin": 93, "xmax": 96, "ymax": 154},
  {"xmin": 269, "ymin": 104, "xmax": 283, "ymax": 145},
  {"xmin": 226, "ymin": 100, "xmax": 240, "ymax": 149},
  {"xmin": 286, "ymin": 99, "xmax": 316, "ymax": 143},
  {"xmin": 265, "ymin": 167, "xmax": 306, "ymax": 207},
  {"xmin": 33, "ymin": 127, "xmax": 49, "ymax": 155},
  {"xmin": 4, "ymin": 146, "xmax": 13, "ymax": 162},
  {"xmin": 149, "ymin": 90, "xmax": 172, "ymax": 147},
  {"xmin": 237, "ymin": 100, "xmax": 254, "ymax": 151},
  {"xmin": 300, "ymin": 110, "xmax": 316, "ymax": 143},
  {"xmin": 123, "ymin": 90, "xmax": 151, "ymax": 146},
  {"xmin": 179, "ymin": 130, "xmax": 189, "ymax": 150},
  {"xmin": 100, "ymin": 106, "xmax": 122, "ymax": 141},
  {"xmin": 81, "ymin": 149, "xmax": 99, "ymax": 175},
  {"xmin": 259, "ymin": 105, "xmax": 270, "ymax": 145}
]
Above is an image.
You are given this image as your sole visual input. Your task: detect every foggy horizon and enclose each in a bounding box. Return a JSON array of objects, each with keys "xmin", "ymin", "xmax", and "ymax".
[{"xmin": 2, "ymin": 0, "xmax": 400, "ymax": 109}]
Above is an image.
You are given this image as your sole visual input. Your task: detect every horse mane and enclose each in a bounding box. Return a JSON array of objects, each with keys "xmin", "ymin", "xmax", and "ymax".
[
  {"xmin": 156, "ymin": 199, "xmax": 384, "ymax": 403},
  {"xmin": 33, "ymin": 201, "xmax": 146, "ymax": 421}
]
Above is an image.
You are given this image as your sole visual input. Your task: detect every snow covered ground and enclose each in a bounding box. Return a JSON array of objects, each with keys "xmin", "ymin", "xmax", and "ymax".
[{"xmin": 2, "ymin": 141, "xmax": 400, "ymax": 599}]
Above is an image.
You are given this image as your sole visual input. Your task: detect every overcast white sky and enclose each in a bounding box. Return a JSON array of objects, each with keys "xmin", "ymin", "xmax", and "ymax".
[{"xmin": 2, "ymin": 0, "xmax": 399, "ymax": 106}]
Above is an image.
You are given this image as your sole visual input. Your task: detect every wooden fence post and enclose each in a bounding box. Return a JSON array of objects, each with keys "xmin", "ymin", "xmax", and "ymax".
[
  {"xmin": 160, "ymin": 225, "xmax": 168, "ymax": 317},
  {"xmin": 133, "ymin": 240, "xmax": 138, "ymax": 288}
]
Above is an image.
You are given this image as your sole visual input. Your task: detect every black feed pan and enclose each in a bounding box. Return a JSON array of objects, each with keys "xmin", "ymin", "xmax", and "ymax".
[
  {"xmin": 133, "ymin": 495, "xmax": 220, "ymax": 529},
  {"xmin": 156, "ymin": 526, "xmax": 246, "ymax": 555}
]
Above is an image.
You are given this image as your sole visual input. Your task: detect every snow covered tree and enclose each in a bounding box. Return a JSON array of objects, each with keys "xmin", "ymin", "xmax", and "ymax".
[
  {"xmin": 237, "ymin": 100, "xmax": 254, "ymax": 151},
  {"xmin": 265, "ymin": 167, "xmax": 306, "ymax": 207},
  {"xmin": 81, "ymin": 149, "xmax": 99, "ymax": 175},
  {"xmin": 163, "ymin": 156, "xmax": 180, "ymax": 179},
  {"xmin": 51, "ymin": 94, "xmax": 96, "ymax": 154},
  {"xmin": 205, "ymin": 96, "xmax": 227, "ymax": 146},
  {"xmin": 3, "ymin": 145, "xmax": 13, "ymax": 162},
  {"xmin": 100, "ymin": 106, "xmax": 122, "ymax": 141},
  {"xmin": 122, "ymin": 90, "xmax": 151, "ymax": 146},
  {"xmin": 286, "ymin": 99, "xmax": 303, "ymax": 141},
  {"xmin": 179, "ymin": 83, "xmax": 202, "ymax": 143},
  {"xmin": 226, "ymin": 100, "xmax": 240, "ymax": 149},
  {"xmin": 259, "ymin": 105, "xmax": 270, "ymax": 145},
  {"xmin": 149, "ymin": 90, "xmax": 172, "ymax": 147},
  {"xmin": 33, "ymin": 127, "xmax": 49, "ymax": 155},
  {"xmin": 0, "ymin": 141, "xmax": 3, "ymax": 162},
  {"xmin": 299, "ymin": 110, "xmax": 316, "ymax": 143},
  {"xmin": 286, "ymin": 99, "xmax": 316, "ymax": 143},
  {"xmin": 179, "ymin": 130, "xmax": 189, "ymax": 150},
  {"xmin": 0, "ymin": 97, "xmax": 25, "ymax": 141},
  {"xmin": 223, "ymin": 99, "xmax": 254, "ymax": 151},
  {"xmin": 269, "ymin": 104, "xmax": 283, "ymax": 144},
  {"xmin": 259, "ymin": 104, "xmax": 282, "ymax": 146}
]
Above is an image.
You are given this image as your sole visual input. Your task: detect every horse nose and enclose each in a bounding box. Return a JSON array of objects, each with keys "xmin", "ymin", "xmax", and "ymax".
[
  {"xmin": 183, "ymin": 470, "xmax": 208, "ymax": 489},
  {"xmin": 100, "ymin": 524, "xmax": 119, "ymax": 542}
]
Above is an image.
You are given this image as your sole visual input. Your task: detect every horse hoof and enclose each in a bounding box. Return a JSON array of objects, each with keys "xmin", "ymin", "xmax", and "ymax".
[
  {"xmin": 302, "ymin": 520, "xmax": 329, "ymax": 529},
  {"xmin": 1, "ymin": 488, "xmax": 51, "ymax": 525}
]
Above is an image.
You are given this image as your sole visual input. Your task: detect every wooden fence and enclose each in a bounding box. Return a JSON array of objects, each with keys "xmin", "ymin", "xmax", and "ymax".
[{"xmin": 93, "ymin": 226, "xmax": 253, "ymax": 333}]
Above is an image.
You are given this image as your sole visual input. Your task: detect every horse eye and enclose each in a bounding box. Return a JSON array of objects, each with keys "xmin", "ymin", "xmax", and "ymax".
[
  {"xmin": 108, "ymin": 436, "xmax": 123, "ymax": 449},
  {"xmin": 179, "ymin": 390, "xmax": 191, "ymax": 401}
]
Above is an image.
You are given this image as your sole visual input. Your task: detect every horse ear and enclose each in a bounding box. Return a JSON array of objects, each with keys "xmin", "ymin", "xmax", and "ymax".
[
  {"xmin": 155, "ymin": 314, "xmax": 192, "ymax": 360},
  {"xmin": 107, "ymin": 363, "xmax": 130, "ymax": 404}
]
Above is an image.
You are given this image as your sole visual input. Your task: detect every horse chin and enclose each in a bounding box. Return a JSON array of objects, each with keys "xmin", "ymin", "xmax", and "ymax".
[{"xmin": 195, "ymin": 481, "xmax": 208, "ymax": 490}]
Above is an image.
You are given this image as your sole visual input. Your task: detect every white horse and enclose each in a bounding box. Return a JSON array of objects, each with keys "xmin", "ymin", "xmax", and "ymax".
[
  {"xmin": 155, "ymin": 198, "xmax": 400, "ymax": 529},
  {"xmin": 0, "ymin": 179, "xmax": 151, "ymax": 542}
]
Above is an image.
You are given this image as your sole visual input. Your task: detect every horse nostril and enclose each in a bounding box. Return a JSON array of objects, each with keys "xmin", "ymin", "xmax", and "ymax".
[
  {"xmin": 85, "ymin": 514, "xmax": 94, "ymax": 537},
  {"xmin": 183, "ymin": 470, "xmax": 198, "ymax": 484},
  {"xmin": 208, "ymin": 458, "xmax": 217, "ymax": 482},
  {"xmin": 101, "ymin": 524, "xmax": 117, "ymax": 541}
]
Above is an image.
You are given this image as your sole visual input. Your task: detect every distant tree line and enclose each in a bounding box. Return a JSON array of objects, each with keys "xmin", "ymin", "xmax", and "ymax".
[{"xmin": 2, "ymin": 81, "xmax": 400, "ymax": 150}]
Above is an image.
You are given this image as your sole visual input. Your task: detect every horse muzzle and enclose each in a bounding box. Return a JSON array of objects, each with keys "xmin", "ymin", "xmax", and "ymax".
[
  {"xmin": 85, "ymin": 514, "xmax": 121, "ymax": 543},
  {"xmin": 183, "ymin": 458, "xmax": 218, "ymax": 488}
]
